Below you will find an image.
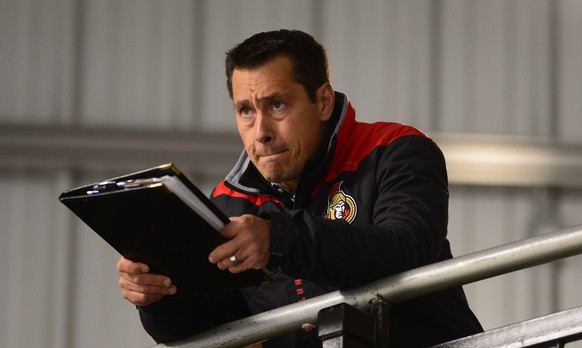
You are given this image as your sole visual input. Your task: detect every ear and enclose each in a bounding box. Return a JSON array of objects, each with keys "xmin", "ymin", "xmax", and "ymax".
[{"xmin": 317, "ymin": 83, "xmax": 335, "ymax": 122}]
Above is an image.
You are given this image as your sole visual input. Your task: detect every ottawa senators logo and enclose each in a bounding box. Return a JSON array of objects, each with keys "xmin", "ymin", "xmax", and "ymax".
[{"xmin": 324, "ymin": 182, "xmax": 357, "ymax": 224}]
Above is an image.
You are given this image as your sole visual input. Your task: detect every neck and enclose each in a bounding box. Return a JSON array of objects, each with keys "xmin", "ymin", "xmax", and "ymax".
[{"xmin": 277, "ymin": 180, "xmax": 297, "ymax": 193}]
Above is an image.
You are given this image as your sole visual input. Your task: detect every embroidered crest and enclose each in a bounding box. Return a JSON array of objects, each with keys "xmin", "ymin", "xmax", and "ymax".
[{"xmin": 324, "ymin": 182, "xmax": 357, "ymax": 224}]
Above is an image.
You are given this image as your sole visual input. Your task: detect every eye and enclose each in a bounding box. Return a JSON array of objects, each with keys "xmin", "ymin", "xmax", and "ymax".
[
  {"xmin": 239, "ymin": 106, "xmax": 253, "ymax": 118},
  {"xmin": 272, "ymin": 101, "xmax": 285, "ymax": 112}
]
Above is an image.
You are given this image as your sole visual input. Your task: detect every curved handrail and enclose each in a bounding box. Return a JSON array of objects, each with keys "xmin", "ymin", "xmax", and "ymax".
[{"xmin": 153, "ymin": 224, "xmax": 582, "ymax": 348}]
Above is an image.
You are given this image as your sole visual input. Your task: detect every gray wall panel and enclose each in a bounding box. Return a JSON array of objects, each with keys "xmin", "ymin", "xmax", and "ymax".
[{"xmin": 0, "ymin": 0, "xmax": 581, "ymax": 346}]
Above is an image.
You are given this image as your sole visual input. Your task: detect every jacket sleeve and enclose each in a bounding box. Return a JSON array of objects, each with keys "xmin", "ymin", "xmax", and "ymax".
[
  {"xmin": 138, "ymin": 289, "xmax": 250, "ymax": 343},
  {"xmin": 268, "ymin": 136, "xmax": 450, "ymax": 288}
]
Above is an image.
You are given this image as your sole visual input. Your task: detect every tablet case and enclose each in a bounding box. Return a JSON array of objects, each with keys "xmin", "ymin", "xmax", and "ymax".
[{"xmin": 59, "ymin": 163, "xmax": 271, "ymax": 296}]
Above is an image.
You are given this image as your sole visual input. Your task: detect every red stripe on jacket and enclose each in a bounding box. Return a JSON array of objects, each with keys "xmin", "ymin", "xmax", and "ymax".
[
  {"xmin": 314, "ymin": 103, "xmax": 427, "ymax": 195},
  {"xmin": 213, "ymin": 181, "xmax": 284, "ymax": 208}
]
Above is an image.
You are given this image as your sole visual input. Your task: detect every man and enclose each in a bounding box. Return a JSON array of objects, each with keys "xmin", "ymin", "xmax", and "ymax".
[{"xmin": 118, "ymin": 29, "xmax": 483, "ymax": 347}]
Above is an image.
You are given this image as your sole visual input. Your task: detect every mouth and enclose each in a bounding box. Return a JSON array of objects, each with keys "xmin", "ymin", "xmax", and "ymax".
[
  {"xmin": 262, "ymin": 151, "xmax": 283, "ymax": 157},
  {"xmin": 259, "ymin": 152, "xmax": 285, "ymax": 162},
  {"xmin": 257, "ymin": 147, "xmax": 287, "ymax": 158}
]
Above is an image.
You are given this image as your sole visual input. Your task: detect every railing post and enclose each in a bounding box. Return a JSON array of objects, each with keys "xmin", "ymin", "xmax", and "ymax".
[
  {"xmin": 370, "ymin": 298, "xmax": 390, "ymax": 348},
  {"xmin": 318, "ymin": 303, "xmax": 375, "ymax": 348},
  {"xmin": 317, "ymin": 298, "xmax": 390, "ymax": 348}
]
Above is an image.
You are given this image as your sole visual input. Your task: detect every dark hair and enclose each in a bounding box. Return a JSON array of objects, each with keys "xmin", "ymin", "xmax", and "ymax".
[{"xmin": 225, "ymin": 29, "xmax": 330, "ymax": 102}]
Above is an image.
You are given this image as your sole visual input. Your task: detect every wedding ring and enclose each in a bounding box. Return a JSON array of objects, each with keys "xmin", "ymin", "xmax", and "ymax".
[{"xmin": 229, "ymin": 255, "xmax": 239, "ymax": 265}]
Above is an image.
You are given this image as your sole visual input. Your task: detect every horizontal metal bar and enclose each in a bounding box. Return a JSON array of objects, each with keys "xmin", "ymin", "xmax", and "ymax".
[
  {"xmin": 434, "ymin": 134, "xmax": 582, "ymax": 188},
  {"xmin": 432, "ymin": 305, "xmax": 582, "ymax": 348},
  {"xmin": 0, "ymin": 124, "xmax": 242, "ymax": 177},
  {"xmin": 2, "ymin": 124, "xmax": 582, "ymax": 187},
  {"xmin": 152, "ymin": 224, "xmax": 582, "ymax": 348}
]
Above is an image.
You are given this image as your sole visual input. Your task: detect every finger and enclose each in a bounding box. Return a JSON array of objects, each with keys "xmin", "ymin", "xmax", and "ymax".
[
  {"xmin": 121, "ymin": 288, "xmax": 166, "ymax": 307},
  {"xmin": 208, "ymin": 240, "xmax": 239, "ymax": 267},
  {"xmin": 214, "ymin": 255, "xmax": 234, "ymax": 270},
  {"xmin": 117, "ymin": 256, "xmax": 149, "ymax": 274},
  {"xmin": 223, "ymin": 254, "xmax": 243, "ymax": 270},
  {"xmin": 121, "ymin": 282, "xmax": 176, "ymax": 297},
  {"xmin": 227, "ymin": 253, "xmax": 263, "ymax": 274},
  {"xmin": 121, "ymin": 271, "xmax": 172, "ymax": 287},
  {"xmin": 226, "ymin": 260, "xmax": 248, "ymax": 273},
  {"xmin": 119, "ymin": 275, "xmax": 177, "ymax": 295}
]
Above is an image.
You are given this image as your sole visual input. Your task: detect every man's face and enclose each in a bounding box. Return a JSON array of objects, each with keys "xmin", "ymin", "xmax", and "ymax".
[{"xmin": 231, "ymin": 55, "xmax": 334, "ymax": 191}]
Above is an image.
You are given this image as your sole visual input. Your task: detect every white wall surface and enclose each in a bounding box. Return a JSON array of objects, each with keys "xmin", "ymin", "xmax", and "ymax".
[{"xmin": 1, "ymin": 1, "xmax": 581, "ymax": 347}]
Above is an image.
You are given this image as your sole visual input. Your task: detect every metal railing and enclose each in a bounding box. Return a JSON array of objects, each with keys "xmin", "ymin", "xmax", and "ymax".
[
  {"xmin": 3, "ymin": 124, "xmax": 582, "ymax": 188},
  {"xmin": 153, "ymin": 224, "xmax": 582, "ymax": 348},
  {"xmin": 433, "ymin": 305, "xmax": 582, "ymax": 348}
]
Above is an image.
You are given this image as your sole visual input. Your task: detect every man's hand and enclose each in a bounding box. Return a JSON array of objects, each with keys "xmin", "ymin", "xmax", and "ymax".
[
  {"xmin": 208, "ymin": 214, "xmax": 271, "ymax": 273},
  {"xmin": 117, "ymin": 257, "xmax": 176, "ymax": 306}
]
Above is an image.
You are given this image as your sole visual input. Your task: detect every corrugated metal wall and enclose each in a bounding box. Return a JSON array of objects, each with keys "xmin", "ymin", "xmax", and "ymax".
[{"xmin": 1, "ymin": 1, "xmax": 581, "ymax": 347}]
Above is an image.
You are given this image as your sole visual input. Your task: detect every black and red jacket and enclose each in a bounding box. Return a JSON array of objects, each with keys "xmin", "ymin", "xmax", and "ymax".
[{"xmin": 139, "ymin": 92, "xmax": 482, "ymax": 347}]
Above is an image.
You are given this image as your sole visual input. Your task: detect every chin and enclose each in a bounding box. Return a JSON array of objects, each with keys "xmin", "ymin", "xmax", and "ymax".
[
  {"xmin": 257, "ymin": 161, "xmax": 281, "ymax": 176},
  {"xmin": 257, "ymin": 169, "xmax": 281, "ymax": 183}
]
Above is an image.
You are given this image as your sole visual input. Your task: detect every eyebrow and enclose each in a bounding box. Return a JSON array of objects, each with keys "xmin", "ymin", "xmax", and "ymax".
[{"xmin": 234, "ymin": 92, "xmax": 289, "ymax": 110}]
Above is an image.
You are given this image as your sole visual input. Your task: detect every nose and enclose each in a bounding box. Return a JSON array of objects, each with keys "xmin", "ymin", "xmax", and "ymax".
[{"xmin": 255, "ymin": 113, "xmax": 274, "ymax": 144}]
